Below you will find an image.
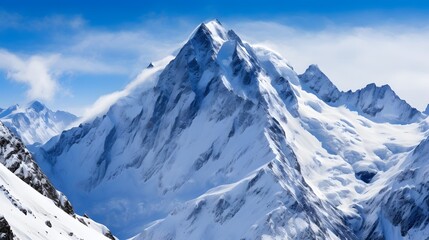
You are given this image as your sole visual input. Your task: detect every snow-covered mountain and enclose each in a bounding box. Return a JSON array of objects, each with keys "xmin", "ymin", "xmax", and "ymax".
[
  {"xmin": 299, "ymin": 64, "xmax": 423, "ymax": 124},
  {"xmin": 0, "ymin": 121, "xmax": 115, "ymax": 239},
  {"xmin": 0, "ymin": 101, "xmax": 77, "ymax": 145},
  {"xmin": 35, "ymin": 20, "xmax": 429, "ymax": 239}
]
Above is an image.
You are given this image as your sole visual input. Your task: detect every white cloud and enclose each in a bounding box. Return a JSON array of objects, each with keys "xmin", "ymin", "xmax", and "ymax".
[
  {"xmin": 32, "ymin": 15, "xmax": 85, "ymax": 30},
  {"xmin": 66, "ymin": 28, "xmax": 184, "ymax": 76},
  {"xmin": 0, "ymin": 50, "xmax": 58, "ymax": 101},
  {"xmin": 0, "ymin": 49, "xmax": 128, "ymax": 102},
  {"xmin": 0, "ymin": 11, "xmax": 85, "ymax": 31},
  {"xmin": 0, "ymin": 16, "xmax": 186, "ymax": 109},
  {"xmin": 233, "ymin": 21, "xmax": 429, "ymax": 110}
]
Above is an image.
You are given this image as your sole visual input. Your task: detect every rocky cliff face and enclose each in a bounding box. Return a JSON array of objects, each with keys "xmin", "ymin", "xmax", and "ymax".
[
  {"xmin": 0, "ymin": 121, "xmax": 115, "ymax": 239},
  {"xmin": 0, "ymin": 121, "xmax": 74, "ymax": 214}
]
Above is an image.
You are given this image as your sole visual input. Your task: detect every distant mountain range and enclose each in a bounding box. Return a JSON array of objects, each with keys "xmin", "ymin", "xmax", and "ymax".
[{"xmin": 0, "ymin": 101, "xmax": 77, "ymax": 145}]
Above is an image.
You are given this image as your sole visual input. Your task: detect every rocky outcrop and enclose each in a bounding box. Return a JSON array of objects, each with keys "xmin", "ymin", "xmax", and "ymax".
[
  {"xmin": 0, "ymin": 216, "xmax": 13, "ymax": 240},
  {"xmin": 0, "ymin": 121, "xmax": 74, "ymax": 214}
]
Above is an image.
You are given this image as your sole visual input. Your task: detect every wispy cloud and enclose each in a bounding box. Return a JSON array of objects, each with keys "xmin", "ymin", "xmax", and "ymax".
[
  {"xmin": 0, "ymin": 11, "xmax": 85, "ymax": 31},
  {"xmin": 0, "ymin": 14, "xmax": 187, "ymax": 110},
  {"xmin": 0, "ymin": 50, "xmax": 58, "ymax": 101},
  {"xmin": 65, "ymin": 27, "xmax": 185, "ymax": 76},
  {"xmin": 233, "ymin": 20, "xmax": 429, "ymax": 110},
  {"xmin": 0, "ymin": 49, "xmax": 127, "ymax": 102}
]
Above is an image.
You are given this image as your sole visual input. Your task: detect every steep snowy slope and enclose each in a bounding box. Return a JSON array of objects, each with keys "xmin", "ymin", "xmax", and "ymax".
[
  {"xmin": 0, "ymin": 159, "xmax": 112, "ymax": 239},
  {"xmin": 357, "ymin": 133, "xmax": 429, "ymax": 239},
  {"xmin": 138, "ymin": 59, "xmax": 429, "ymax": 240},
  {"xmin": 36, "ymin": 20, "xmax": 429, "ymax": 239},
  {"xmin": 0, "ymin": 101, "xmax": 77, "ymax": 145},
  {"xmin": 0, "ymin": 122, "xmax": 113, "ymax": 239},
  {"xmin": 0, "ymin": 122, "xmax": 114, "ymax": 239},
  {"xmin": 0, "ymin": 121, "xmax": 73, "ymax": 214}
]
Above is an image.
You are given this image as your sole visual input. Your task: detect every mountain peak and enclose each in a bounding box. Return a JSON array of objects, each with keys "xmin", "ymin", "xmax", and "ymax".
[
  {"xmin": 424, "ymin": 104, "xmax": 429, "ymax": 115},
  {"xmin": 356, "ymin": 83, "xmax": 397, "ymax": 100},
  {"xmin": 299, "ymin": 66, "xmax": 422, "ymax": 124},
  {"xmin": 204, "ymin": 19, "xmax": 223, "ymax": 28},
  {"xmin": 299, "ymin": 64, "xmax": 341, "ymax": 103},
  {"xmin": 362, "ymin": 83, "xmax": 391, "ymax": 91},
  {"xmin": 27, "ymin": 100, "xmax": 46, "ymax": 112},
  {"xmin": 201, "ymin": 19, "xmax": 224, "ymax": 31},
  {"xmin": 0, "ymin": 101, "xmax": 77, "ymax": 145},
  {"xmin": 0, "ymin": 104, "xmax": 20, "ymax": 118},
  {"xmin": 342, "ymin": 82, "xmax": 422, "ymax": 123},
  {"xmin": 189, "ymin": 20, "xmax": 229, "ymax": 47},
  {"xmin": 307, "ymin": 64, "xmax": 321, "ymax": 71}
]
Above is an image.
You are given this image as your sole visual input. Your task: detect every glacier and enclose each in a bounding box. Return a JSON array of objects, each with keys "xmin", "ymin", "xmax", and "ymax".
[{"xmin": 33, "ymin": 20, "xmax": 429, "ymax": 239}]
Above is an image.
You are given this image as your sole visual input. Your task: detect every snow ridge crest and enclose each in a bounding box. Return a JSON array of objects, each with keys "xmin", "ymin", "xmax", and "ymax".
[{"xmin": 299, "ymin": 64, "xmax": 423, "ymax": 124}]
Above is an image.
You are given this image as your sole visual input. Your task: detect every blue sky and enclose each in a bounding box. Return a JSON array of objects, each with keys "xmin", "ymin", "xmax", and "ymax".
[{"xmin": 2, "ymin": 0, "xmax": 429, "ymax": 114}]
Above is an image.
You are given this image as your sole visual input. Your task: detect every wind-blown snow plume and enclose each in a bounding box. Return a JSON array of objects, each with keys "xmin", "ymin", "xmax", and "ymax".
[{"xmin": 76, "ymin": 56, "xmax": 174, "ymax": 125}]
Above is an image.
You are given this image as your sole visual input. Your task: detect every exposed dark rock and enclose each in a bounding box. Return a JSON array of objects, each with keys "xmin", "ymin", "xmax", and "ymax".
[
  {"xmin": 0, "ymin": 185, "xmax": 28, "ymax": 215},
  {"xmin": 385, "ymin": 186, "xmax": 428, "ymax": 236},
  {"xmin": 187, "ymin": 200, "xmax": 206, "ymax": 224},
  {"xmin": 0, "ymin": 122, "xmax": 74, "ymax": 215},
  {"xmin": 356, "ymin": 171, "xmax": 376, "ymax": 183},
  {"xmin": 77, "ymin": 217, "xmax": 88, "ymax": 226},
  {"xmin": 214, "ymin": 198, "xmax": 231, "ymax": 223},
  {"xmin": 45, "ymin": 220, "xmax": 52, "ymax": 228},
  {"xmin": 104, "ymin": 230, "xmax": 116, "ymax": 240},
  {"xmin": 0, "ymin": 216, "xmax": 13, "ymax": 240}
]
